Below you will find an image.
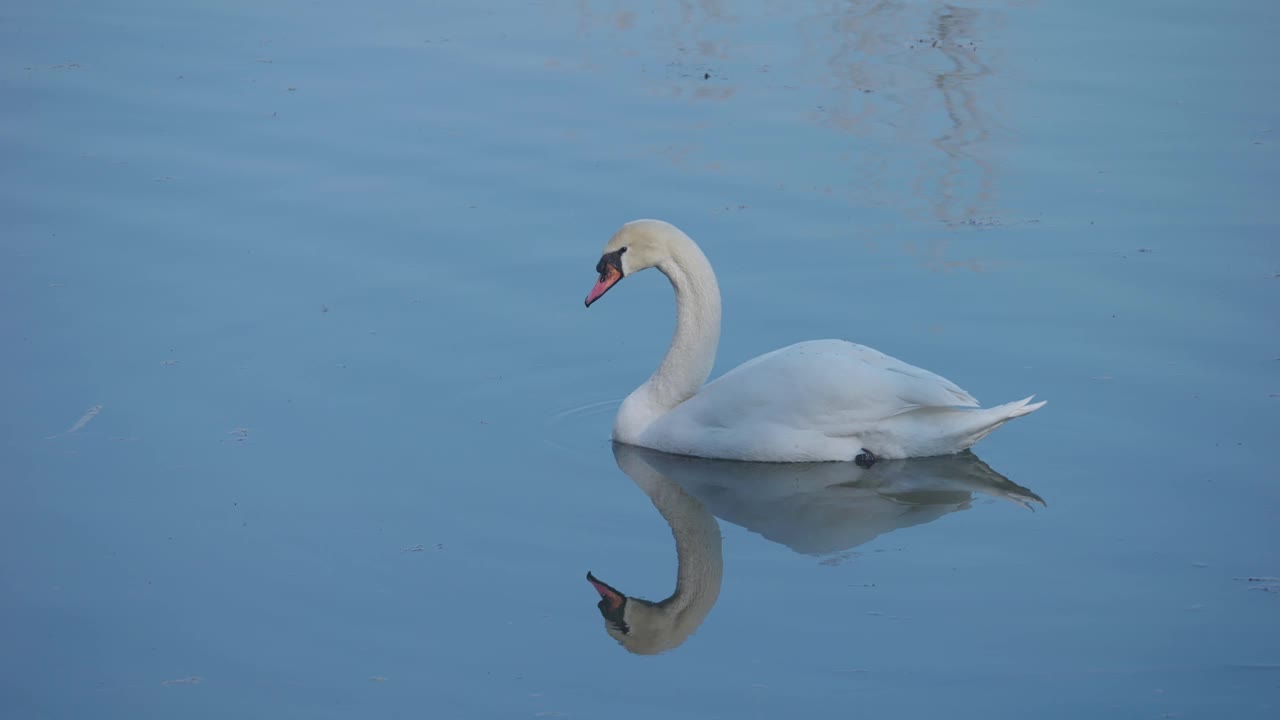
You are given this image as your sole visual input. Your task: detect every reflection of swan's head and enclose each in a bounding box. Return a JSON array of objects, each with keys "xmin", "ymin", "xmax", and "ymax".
[
  {"xmin": 584, "ymin": 443, "xmax": 724, "ymax": 655},
  {"xmin": 585, "ymin": 567, "xmax": 721, "ymax": 656},
  {"xmin": 584, "ymin": 219, "xmax": 699, "ymax": 307},
  {"xmin": 585, "ymin": 571, "xmax": 698, "ymax": 656}
]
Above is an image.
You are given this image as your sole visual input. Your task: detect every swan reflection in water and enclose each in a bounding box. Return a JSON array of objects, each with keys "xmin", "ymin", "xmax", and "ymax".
[{"xmin": 587, "ymin": 443, "xmax": 1043, "ymax": 655}]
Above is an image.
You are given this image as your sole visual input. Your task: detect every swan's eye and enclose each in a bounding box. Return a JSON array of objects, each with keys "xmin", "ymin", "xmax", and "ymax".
[{"xmin": 596, "ymin": 248, "xmax": 627, "ymax": 279}]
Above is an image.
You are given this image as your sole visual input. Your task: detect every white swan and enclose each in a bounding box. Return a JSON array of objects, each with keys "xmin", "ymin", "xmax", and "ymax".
[{"xmin": 584, "ymin": 219, "xmax": 1045, "ymax": 463}]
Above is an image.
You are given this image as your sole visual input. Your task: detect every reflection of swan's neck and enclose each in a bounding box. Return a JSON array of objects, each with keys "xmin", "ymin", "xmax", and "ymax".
[
  {"xmin": 649, "ymin": 472, "xmax": 723, "ymax": 617},
  {"xmin": 616, "ymin": 233, "xmax": 721, "ymax": 441},
  {"xmin": 606, "ymin": 446, "xmax": 723, "ymax": 655}
]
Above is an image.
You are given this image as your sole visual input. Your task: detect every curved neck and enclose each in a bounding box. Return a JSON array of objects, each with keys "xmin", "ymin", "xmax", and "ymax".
[
  {"xmin": 612, "ymin": 445, "xmax": 724, "ymax": 654},
  {"xmin": 646, "ymin": 240, "xmax": 722, "ymax": 410}
]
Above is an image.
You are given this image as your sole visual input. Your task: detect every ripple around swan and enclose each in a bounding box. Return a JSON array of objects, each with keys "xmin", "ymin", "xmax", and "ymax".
[{"xmin": 543, "ymin": 397, "xmax": 623, "ymax": 456}]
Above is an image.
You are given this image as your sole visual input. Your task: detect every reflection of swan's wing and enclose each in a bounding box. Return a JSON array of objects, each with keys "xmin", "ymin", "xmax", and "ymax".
[
  {"xmin": 585, "ymin": 445, "xmax": 723, "ymax": 655},
  {"xmin": 869, "ymin": 452, "xmax": 1045, "ymax": 510},
  {"xmin": 622, "ymin": 446, "xmax": 1042, "ymax": 555},
  {"xmin": 702, "ymin": 482, "xmax": 961, "ymax": 555}
]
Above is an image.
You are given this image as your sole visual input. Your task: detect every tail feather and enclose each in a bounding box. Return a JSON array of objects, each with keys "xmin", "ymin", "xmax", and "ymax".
[
  {"xmin": 1004, "ymin": 395, "xmax": 1047, "ymax": 418},
  {"xmin": 958, "ymin": 395, "xmax": 1046, "ymax": 449},
  {"xmin": 875, "ymin": 394, "xmax": 1047, "ymax": 458}
]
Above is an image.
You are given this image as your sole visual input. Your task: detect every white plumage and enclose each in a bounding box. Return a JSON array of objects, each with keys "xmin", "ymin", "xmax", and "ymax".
[{"xmin": 585, "ymin": 220, "xmax": 1045, "ymax": 462}]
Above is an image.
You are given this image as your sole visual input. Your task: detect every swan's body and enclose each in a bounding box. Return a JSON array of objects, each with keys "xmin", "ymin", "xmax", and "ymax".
[{"xmin": 584, "ymin": 220, "xmax": 1044, "ymax": 462}]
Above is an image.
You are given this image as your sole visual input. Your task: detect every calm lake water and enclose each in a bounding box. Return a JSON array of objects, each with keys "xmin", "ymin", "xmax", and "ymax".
[{"xmin": 3, "ymin": 0, "xmax": 1277, "ymax": 718}]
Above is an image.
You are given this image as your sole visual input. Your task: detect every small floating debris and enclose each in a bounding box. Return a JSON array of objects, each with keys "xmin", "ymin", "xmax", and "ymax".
[
  {"xmin": 161, "ymin": 676, "xmax": 202, "ymax": 686},
  {"xmin": 66, "ymin": 404, "xmax": 103, "ymax": 434},
  {"xmin": 227, "ymin": 428, "xmax": 250, "ymax": 442},
  {"xmin": 1234, "ymin": 576, "xmax": 1280, "ymax": 594},
  {"xmin": 400, "ymin": 543, "xmax": 445, "ymax": 553},
  {"xmin": 368, "ymin": 676, "xmax": 387, "ymax": 683}
]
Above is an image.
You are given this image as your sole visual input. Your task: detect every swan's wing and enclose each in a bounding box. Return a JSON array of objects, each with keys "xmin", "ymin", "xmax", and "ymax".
[
  {"xmin": 642, "ymin": 340, "xmax": 990, "ymax": 461},
  {"xmin": 820, "ymin": 340, "xmax": 979, "ymax": 407},
  {"xmin": 702, "ymin": 339, "xmax": 979, "ymax": 420}
]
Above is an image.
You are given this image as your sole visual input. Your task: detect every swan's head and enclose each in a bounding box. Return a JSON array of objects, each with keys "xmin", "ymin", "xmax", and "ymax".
[{"xmin": 584, "ymin": 219, "xmax": 687, "ymax": 307}]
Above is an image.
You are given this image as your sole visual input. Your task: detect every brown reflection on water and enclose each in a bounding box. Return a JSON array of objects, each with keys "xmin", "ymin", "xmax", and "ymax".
[
  {"xmin": 927, "ymin": 6, "xmax": 997, "ymax": 225},
  {"xmin": 567, "ymin": 0, "xmax": 740, "ymax": 102},
  {"xmin": 806, "ymin": 1, "xmax": 1011, "ymax": 271},
  {"xmin": 556, "ymin": 0, "xmax": 1027, "ymax": 262}
]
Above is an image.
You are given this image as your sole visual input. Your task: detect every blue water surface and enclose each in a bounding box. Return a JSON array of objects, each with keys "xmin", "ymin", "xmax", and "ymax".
[{"xmin": 2, "ymin": 1, "xmax": 1277, "ymax": 718}]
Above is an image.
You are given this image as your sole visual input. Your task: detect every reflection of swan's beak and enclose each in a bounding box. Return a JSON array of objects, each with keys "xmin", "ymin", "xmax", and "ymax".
[
  {"xmin": 584, "ymin": 263, "xmax": 622, "ymax": 307},
  {"xmin": 586, "ymin": 571, "xmax": 629, "ymax": 631}
]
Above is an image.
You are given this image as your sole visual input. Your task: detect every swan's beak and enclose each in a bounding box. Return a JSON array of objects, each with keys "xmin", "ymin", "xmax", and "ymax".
[
  {"xmin": 586, "ymin": 571, "xmax": 628, "ymax": 627},
  {"xmin": 584, "ymin": 264, "xmax": 622, "ymax": 307}
]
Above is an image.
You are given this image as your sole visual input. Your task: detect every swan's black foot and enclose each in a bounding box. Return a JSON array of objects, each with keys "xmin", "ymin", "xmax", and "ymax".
[{"xmin": 854, "ymin": 449, "xmax": 877, "ymax": 469}]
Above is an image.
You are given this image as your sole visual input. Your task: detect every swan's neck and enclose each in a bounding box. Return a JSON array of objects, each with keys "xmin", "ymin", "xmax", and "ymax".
[{"xmin": 617, "ymin": 238, "xmax": 721, "ymax": 439}]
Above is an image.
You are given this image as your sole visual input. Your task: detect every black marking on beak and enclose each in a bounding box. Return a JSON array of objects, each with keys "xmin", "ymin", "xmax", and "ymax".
[
  {"xmin": 585, "ymin": 247, "xmax": 628, "ymax": 308},
  {"xmin": 586, "ymin": 571, "xmax": 630, "ymax": 634},
  {"xmin": 595, "ymin": 247, "xmax": 627, "ymax": 279}
]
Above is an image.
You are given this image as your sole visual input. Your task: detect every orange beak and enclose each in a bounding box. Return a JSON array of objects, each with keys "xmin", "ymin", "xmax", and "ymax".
[
  {"xmin": 584, "ymin": 264, "xmax": 622, "ymax": 307},
  {"xmin": 587, "ymin": 571, "xmax": 625, "ymax": 613}
]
